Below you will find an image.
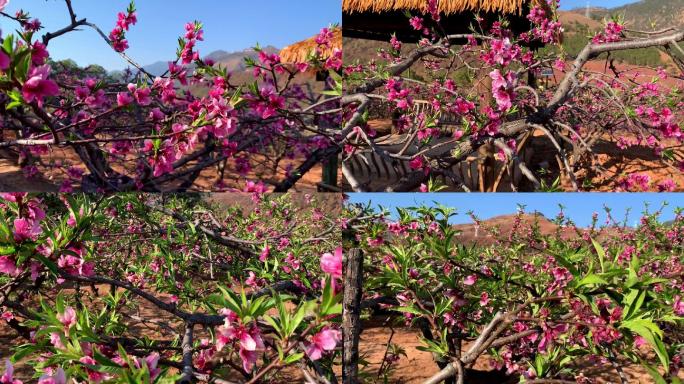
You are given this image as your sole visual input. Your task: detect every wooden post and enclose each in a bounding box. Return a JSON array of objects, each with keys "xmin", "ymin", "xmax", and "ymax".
[
  {"xmin": 342, "ymin": 248, "xmax": 363, "ymax": 384},
  {"xmin": 318, "ymin": 69, "xmax": 339, "ymax": 189},
  {"xmin": 322, "ymin": 154, "xmax": 339, "ymax": 188}
]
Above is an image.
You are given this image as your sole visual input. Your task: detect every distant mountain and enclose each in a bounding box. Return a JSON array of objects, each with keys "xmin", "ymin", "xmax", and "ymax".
[
  {"xmin": 141, "ymin": 45, "xmax": 280, "ymax": 76},
  {"xmin": 569, "ymin": 0, "xmax": 684, "ymax": 30}
]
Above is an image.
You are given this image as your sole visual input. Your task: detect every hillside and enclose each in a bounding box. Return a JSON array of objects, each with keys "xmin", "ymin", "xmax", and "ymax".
[
  {"xmin": 142, "ymin": 45, "xmax": 280, "ymax": 76},
  {"xmin": 452, "ymin": 213, "xmax": 631, "ymax": 246},
  {"xmin": 570, "ymin": 0, "xmax": 684, "ymax": 30}
]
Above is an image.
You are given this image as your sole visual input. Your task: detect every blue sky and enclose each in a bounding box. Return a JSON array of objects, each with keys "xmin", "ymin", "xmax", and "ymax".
[
  {"xmin": 347, "ymin": 194, "xmax": 684, "ymax": 227},
  {"xmin": 0, "ymin": 0, "xmax": 340, "ymax": 70},
  {"xmin": 559, "ymin": 0, "xmax": 639, "ymax": 10}
]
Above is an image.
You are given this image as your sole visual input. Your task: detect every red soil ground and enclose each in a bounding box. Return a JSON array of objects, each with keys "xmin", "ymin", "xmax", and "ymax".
[{"xmin": 0, "ymin": 144, "xmax": 337, "ymax": 193}]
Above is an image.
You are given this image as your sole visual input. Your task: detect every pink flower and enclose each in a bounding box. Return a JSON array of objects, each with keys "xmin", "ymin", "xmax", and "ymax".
[
  {"xmin": 409, "ymin": 16, "xmax": 424, "ymax": 32},
  {"xmin": 0, "ymin": 359, "xmax": 22, "ymax": 384},
  {"xmin": 593, "ymin": 21, "xmax": 624, "ymax": 44},
  {"xmin": 79, "ymin": 356, "xmax": 109, "ymax": 383},
  {"xmin": 484, "ymin": 38, "xmax": 521, "ymax": 66},
  {"xmin": 109, "ymin": 7, "xmax": 137, "ymax": 53},
  {"xmin": 149, "ymin": 108, "xmax": 165, "ymax": 121},
  {"xmin": 216, "ymin": 317, "xmax": 265, "ymax": 372},
  {"xmin": 1, "ymin": 312, "xmax": 13, "ymax": 322},
  {"xmin": 238, "ymin": 327, "xmax": 264, "ymax": 372},
  {"xmin": 553, "ymin": 58, "xmax": 565, "ymax": 71},
  {"xmin": 22, "ymin": 65, "xmax": 59, "ymax": 107},
  {"xmin": 0, "ymin": 193, "xmax": 26, "ymax": 203},
  {"xmin": 463, "ymin": 275, "xmax": 477, "ymax": 286},
  {"xmin": 31, "ymin": 41, "xmax": 50, "ymax": 66},
  {"xmin": 674, "ymin": 296, "xmax": 684, "ymax": 316},
  {"xmin": 321, "ymin": 247, "xmax": 342, "ymax": 279},
  {"xmin": 13, "ymin": 218, "xmax": 42, "ymax": 242},
  {"xmin": 657, "ymin": 179, "xmax": 676, "ymax": 192},
  {"xmin": 253, "ymin": 86, "xmax": 285, "ymax": 119},
  {"xmin": 0, "ymin": 51, "xmax": 9, "ymax": 71},
  {"xmin": 127, "ymin": 83, "xmax": 152, "ymax": 106},
  {"xmin": 57, "ymin": 307, "xmax": 77, "ymax": 330},
  {"xmin": 50, "ymin": 332, "xmax": 64, "ymax": 349},
  {"xmin": 538, "ymin": 323, "xmax": 568, "ymax": 352},
  {"xmin": 618, "ymin": 173, "xmax": 651, "ymax": 192},
  {"xmin": 305, "ymin": 327, "xmax": 341, "ymax": 361},
  {"xmin": 0, "ymin": 256, "xmax": 20, "ymax": 277},
  {"xmin": 37, "ymin": 368, "xmax": 66, "ymax": 384},
  {"xmin": 245, "ymin": 271, "xmax": 258, "ymax": 287},
  {"xmin": 489, "ymin": 69, "xmax": 517, "ymax": 111},
  {"xmin": 117, "ymin": 92, "xmax": 134, "ymax": 107},
  {"xmin": 133, "ymin": 353, "xmax": 160, "ymax": 381},
  {"xmin": 479, "ymin": 292, "xmax": 490, "ymax": 306},
  {"xmin": 57, "ymin": 254, "xmax": 94, "ymax": 278},
  {"xmin": 409, "ymin": 156, "xmax": 425, "ymax": 171},
  {"xmin": 634, "ymin": 335, "xmax": 648, "ymax": 348},
  {"xmin": 259, "ymin": 245, "xmax": 270, "ymax": 262}
]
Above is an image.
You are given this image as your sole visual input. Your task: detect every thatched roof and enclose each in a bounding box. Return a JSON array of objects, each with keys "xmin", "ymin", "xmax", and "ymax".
[
  {"xmin": 280, "ymin": 27, "xmax": 342, "ymax": 64},
  {"xmin": 343, "ymin": 0, "xmax": 542, "ymax": 15}
]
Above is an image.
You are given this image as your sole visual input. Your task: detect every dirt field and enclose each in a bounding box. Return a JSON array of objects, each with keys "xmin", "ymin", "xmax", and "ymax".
[{"xmin": 0, "ymin": 144, "xmax": 338, "ymax": 193}]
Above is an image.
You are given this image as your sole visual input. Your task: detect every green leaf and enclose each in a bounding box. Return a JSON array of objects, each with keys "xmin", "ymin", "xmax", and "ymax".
[
  {"xmin": 283, "ymin": 352, "xmax": 304, "ymax": 365},
  {"xmin": 620, "ymin": 318, "xmax": 668, "ymax": 370},
  {"xmin": 395, "ymin": 306, "xmax": 427, "ymax": 316},
  {"xmin": 2, "ymin": 34, "xmax": 13, "ymax": 56},
  {"xmin": 576, "ymin": 274, "xmax": 608, "ymax": 287},
  {"xmin": 32, "ymin": 253, "xmax": 60, "ymax": 275},
  {"xmin": 622, "ymin": 289, "xmax": 646, "ymax": 321},
  {"xmin": 0, "ymin": 244, "xmax": 16, "ymax": 255},
  {"xmin": 591, "ymin": 239, "xmax": 606, "ymax": 273}
]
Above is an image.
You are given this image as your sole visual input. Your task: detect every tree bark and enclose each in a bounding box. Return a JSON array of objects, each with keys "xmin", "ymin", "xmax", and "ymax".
[{"xmin": 342, "ymin": 248, "xmax": 364, "ymax": 384}]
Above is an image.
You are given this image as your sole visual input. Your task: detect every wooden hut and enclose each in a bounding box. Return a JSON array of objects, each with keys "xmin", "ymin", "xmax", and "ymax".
[
  {"xmin": 343, "ymin": 0, "xmax": 550, "ymax": 42},
  {"xmin": 280, "ymin": 27, "xmax": 342, "ymax": 65}
]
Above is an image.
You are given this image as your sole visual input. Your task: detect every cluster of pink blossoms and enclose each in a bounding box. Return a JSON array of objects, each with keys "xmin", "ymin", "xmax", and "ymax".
[
  {"xmin": 482, "ymin": 37, "xmax": 522, "ymax": 66},
  {"xmin": 0, "ymin": 194, "xmax": 96, "ymax": 282},
  {"xmin": 22, "ymin": 65, "xmax": 59, "ymax": 107},
  {"xmin": 636, "ymin": 106, "xmax": 682, "ymax": 139},
  {"xmin": 617, "ymin": 173, "xmax": 677, "ymax": 192},
  {"xmin": 0, "ymin": 194, "xmax": 44, "ymax": 277},
  {"xmin": 592, "ymin": 21, "xmax": 625, "ymax": 44},
  {"xmin": 386, "ymin": 78, "xmax": 413, "ymax": 110},
  {"xmin": 1, "ymin": 359, "xmax": 67, "ymax": 384},
  {"xmin": 117, "ymin": 83, "xmax": 151, "ymax": 108},
  {"xmin": 409, "ymin": 16, "xmax": 430, "ymax": 36},
  {"xmin": 180, "ymin": 22, "xmax": 204, "ymax": 64},
  {"xmin": 524, "ymin": 3, "xmax": 562, "ymax": 44},
  {"xmin": 109, "ymin": 3, "xmax": 137, "ymax": 52},
  {"xmin": 44, "ymin": 306, "xmax": 160, "ymax": 382},
  {"xmin": 489, "ymin": 69, "xmax": 518, "ymax": 112},
  {"xmin": 215, "ymin": 310, "xmax": 265, "ymax": 372},
  {"xmin": 75, "ymin": 78, "xmax": 107, "ymax": 109}
]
